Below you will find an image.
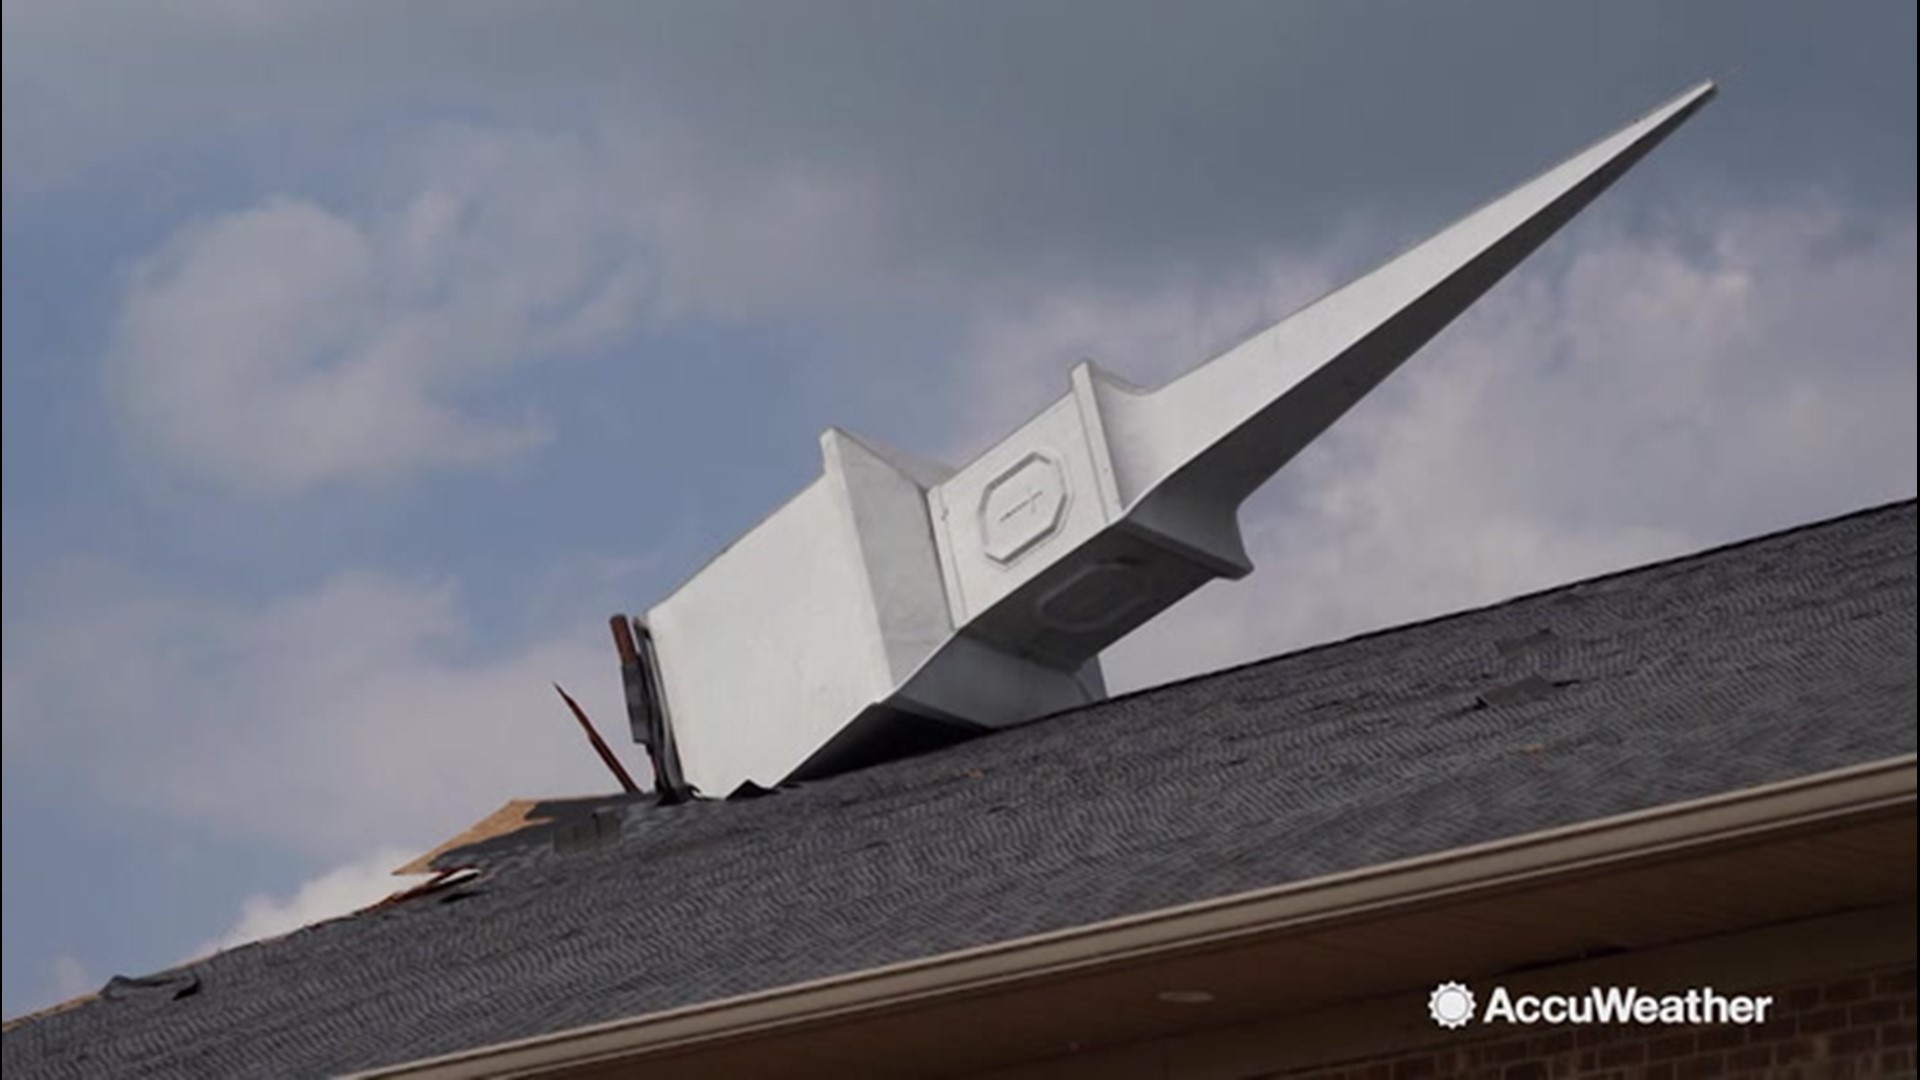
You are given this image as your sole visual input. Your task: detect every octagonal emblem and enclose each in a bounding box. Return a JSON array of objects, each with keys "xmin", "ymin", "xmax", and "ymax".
[{"xmin": 978, "ymin": 451, "xmax": 1068, "ymax": 565}]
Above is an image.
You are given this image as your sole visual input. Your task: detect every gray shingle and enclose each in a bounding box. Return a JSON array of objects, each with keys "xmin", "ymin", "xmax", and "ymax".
[{"xmin": 5, "ymin": 500, "xmax": 1914, "ymax": 1079}]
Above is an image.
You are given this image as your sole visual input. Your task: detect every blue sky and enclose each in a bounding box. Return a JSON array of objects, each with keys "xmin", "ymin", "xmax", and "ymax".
[{"xmin": 2, "ymin": 1, "xmax": 1915, "ymax": 1018}]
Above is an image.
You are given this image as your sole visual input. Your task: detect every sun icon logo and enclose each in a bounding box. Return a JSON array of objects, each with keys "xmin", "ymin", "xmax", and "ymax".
[{"xmin": 1428, "ymin": 982, "xmax": 1476, "ymax": 1028}]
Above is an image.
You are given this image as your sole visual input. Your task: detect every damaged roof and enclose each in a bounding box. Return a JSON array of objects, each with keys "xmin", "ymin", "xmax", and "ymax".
[{"xmin": 4, "ymin": 500, "xmax": 1915, "ymax": 1078}]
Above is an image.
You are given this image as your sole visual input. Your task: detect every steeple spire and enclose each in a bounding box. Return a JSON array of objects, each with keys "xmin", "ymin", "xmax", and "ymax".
[{"xmin": 637, "ymin": 82, "xmax": 1718, "ymax": 797}]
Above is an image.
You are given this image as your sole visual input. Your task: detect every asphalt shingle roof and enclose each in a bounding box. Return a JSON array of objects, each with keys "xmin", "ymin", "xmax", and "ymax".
[{"xmin": 5, "ymin": 500, "xmax": 1915, "ymax": 1079}]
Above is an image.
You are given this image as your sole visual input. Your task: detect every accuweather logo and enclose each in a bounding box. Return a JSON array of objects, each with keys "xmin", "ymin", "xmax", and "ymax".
[
  {"xmin": 1428, "ymin": 982, "xmax": 1477, "ymax": 1029},
  {"xmin": 1427, "ymin": 982, "xmax": 1775, "ymax": 1028}
]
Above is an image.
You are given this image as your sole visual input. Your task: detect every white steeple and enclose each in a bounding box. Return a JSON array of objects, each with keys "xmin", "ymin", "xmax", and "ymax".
[{"xmin": 639, "ymin": 82, "xmax": 1718, "ymax": 797}]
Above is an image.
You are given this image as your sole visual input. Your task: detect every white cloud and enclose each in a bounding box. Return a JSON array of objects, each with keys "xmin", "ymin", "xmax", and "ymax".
[
  {"xmin": 107, "ymin": 196, "xmax": 545, "ymax": 494},
  {"xmin": 101, "ymin": 125, "xmax": 658, "ymax": 495},
  {"xmin": 1, "ymin": 565, "xmax": 633, "ymax": 859},
  {"xmin": 46, "ymin": 956, "xmax": 91, "ymax": 1003},
  {"xmin": 201, "ymin": 847, "xmax": 420, "ymax": 955},
  {"xmin": 101, "ymin": 123, "xmax": 888, "ymax": 495},
  {"xmin": 3, "ymin": 956, "xmax": 98, "ymax": 1020},
  {"xmin": 952, "ymin": 202, "xmax": 1917, "ymax": 692}
]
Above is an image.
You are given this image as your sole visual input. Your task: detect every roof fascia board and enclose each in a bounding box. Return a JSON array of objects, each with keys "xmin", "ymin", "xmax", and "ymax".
[{"xmin": 353, "ymin": 753, "xmax": 1916, "ymax": 1079}]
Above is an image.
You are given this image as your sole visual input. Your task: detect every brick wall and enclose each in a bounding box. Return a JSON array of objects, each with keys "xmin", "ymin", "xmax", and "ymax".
[{"xmin": 1270, "ymin": 965, "xmax": 1915, "ymax": 1080}]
